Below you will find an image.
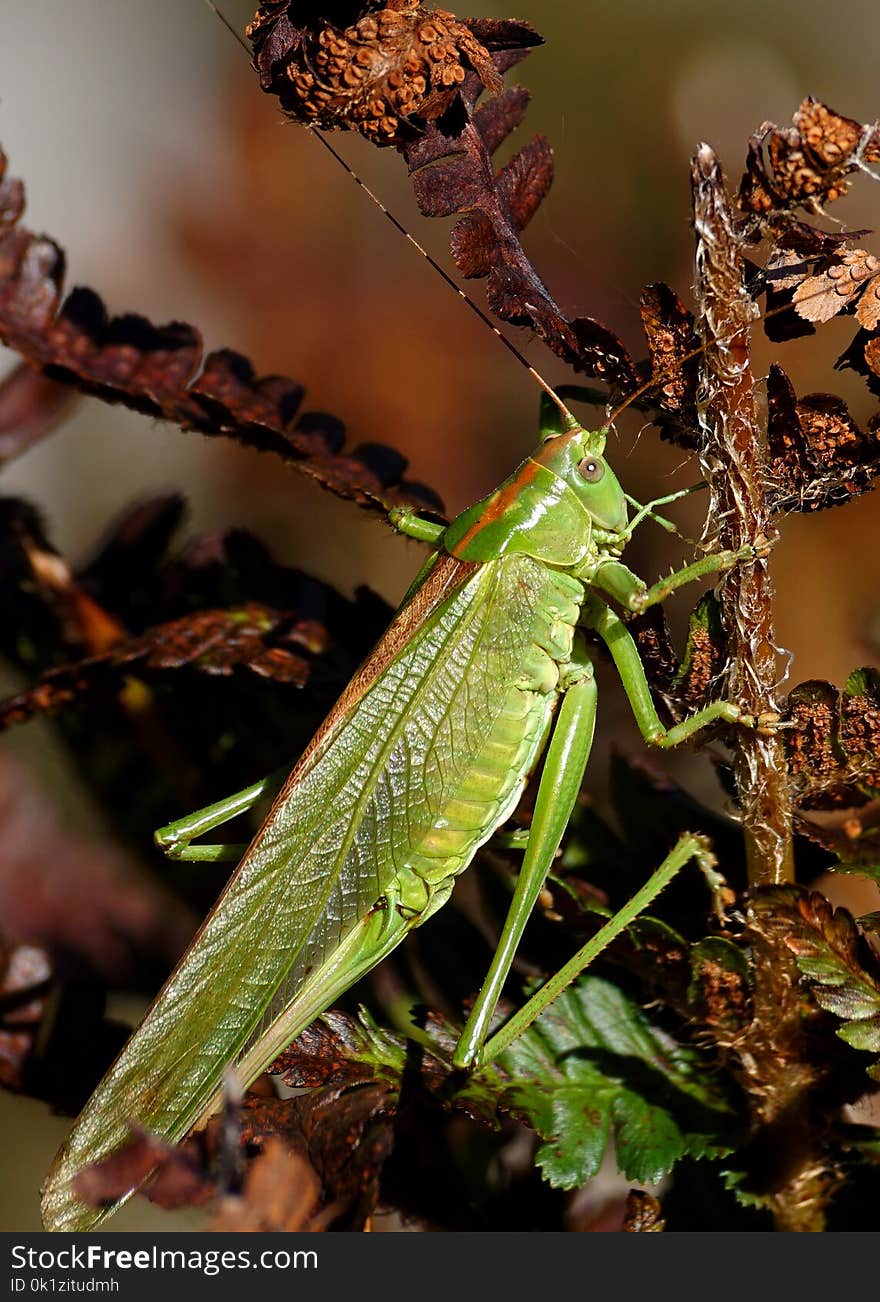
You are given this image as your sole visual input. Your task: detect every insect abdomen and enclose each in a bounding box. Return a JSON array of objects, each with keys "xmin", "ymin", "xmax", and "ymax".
[
  {"xmin": 396, "ymin": 562, "xmax": 584, "ymax": 890},
  {"xmin": 405, "ymin": 680, "xmax": 555, "ymax": 880}
]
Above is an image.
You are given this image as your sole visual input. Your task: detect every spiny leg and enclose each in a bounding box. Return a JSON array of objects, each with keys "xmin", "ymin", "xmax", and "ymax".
[
  {"xmin": 592, "ymin": 537, "xmax": 769, "ymax": 613},
  {"xmin": 585, "ymin": 600, "xmax": 746, "ymax": 744},
  {"xmin": 452, "ymin": 660, "xmax": 598, "ymax": 1070},
  {"xmin": 479, "ymin": 832, "xmax": 717, "ymax": 1065},
  {"xmin": 155, "ymin": 766, "xmax": 289, "ymax": 861},
  {"xmin": 471, "ymin": 596, "xmax": 747, "ymax": 1063},
  {"xmin": 624, "ymin": 481, "xmax": 707, "ymax": 535}
]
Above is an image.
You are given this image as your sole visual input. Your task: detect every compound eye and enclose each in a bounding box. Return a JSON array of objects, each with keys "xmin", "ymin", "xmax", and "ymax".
[{"xmin": 577, "ymin": 456, "xmax": 606, "ymax": 484}]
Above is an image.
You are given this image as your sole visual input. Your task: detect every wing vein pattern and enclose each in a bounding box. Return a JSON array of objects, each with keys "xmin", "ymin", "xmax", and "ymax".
[{"xmin": 43, "ymin": 551, "xmax": 582, "ymax": 1230}]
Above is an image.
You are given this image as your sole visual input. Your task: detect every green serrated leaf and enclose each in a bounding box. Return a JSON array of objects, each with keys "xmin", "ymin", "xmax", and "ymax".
[
  {"xmin": 612, "ymin": 1096, "xmax": 688, "ymax": 1184},
  {"xmin": 497, "ymin": 975, "xmax": 735, "ymax": 1190},
  {"xmin": 721, "ymin": 1165, "xmax": 773, "ymax": 1211},
  {"xmin": 795, "ymin": 956, "xmax": 847, "ymax": 985},
  {"xmin": 810, "ymin": 983, "xmax": 880, "ymax": 1021},
  {"xmin": 844, "ymin": 667, "xmax": 880, "ymax": 699},
  {"xmin": 535, "ymin": 1089, "xmax": 611, "ymax": 1187},
  {"xmin": 837, "ymin": 1015, "xmax": 880, "ymax": 1053}
]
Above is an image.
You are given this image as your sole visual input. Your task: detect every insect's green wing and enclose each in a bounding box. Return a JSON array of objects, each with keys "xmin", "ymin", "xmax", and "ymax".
[{"xmin": 42, "ymin": 551, "xmax": 573, "ymax": 1232}]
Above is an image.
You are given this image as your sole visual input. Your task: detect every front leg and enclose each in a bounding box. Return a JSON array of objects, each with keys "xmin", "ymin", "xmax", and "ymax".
[
  {"xmin": 387, "ymin": 506, "xmax": 446, "ymax": 544},
  {"xmin": 593, "ymin": 537, "xmax": 770, "ymax": 614},
  {"xmin": 584, "ymin": 600, "xmax": 751, "ymax": 746}
]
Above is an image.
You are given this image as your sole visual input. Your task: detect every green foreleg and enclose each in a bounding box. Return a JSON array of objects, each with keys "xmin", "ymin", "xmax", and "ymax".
[
  {"xmin": 624, "ymin": 482, "xmax": 707, "ymax": 535},
  {"xmin": 387, "ymin": 507, "xmax": 446, "ymax": 544},
  {"xmin": 452, "ymin": 665, "xmax": 598, "ymax": 1070},
  {"xmin": 154, "ymin": 767, "xmax": 289, "ymax": 860},
  {"xmin": 593, "ymin": 539, "xmax": 767, "ymax": 613},
  {"xmin": 586, "ymin": 602, "xmax": 743, "ymax": 745},
  {"xmin": 635, "ymin": 542, "xmax": 767, "ymax": 611},
  {"xmin": 167, "ymin": 844, "xmax": 249, "ymax": 864}
]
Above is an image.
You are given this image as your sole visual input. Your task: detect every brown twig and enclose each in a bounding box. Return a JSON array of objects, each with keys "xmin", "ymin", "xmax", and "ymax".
[
  {"xmin": 690, "ymin": 144, "xmax": 794, "ymax": 888},
  {"xmin": 691, "ymin": 145, "xmax": 831, "ymax": 1233}
]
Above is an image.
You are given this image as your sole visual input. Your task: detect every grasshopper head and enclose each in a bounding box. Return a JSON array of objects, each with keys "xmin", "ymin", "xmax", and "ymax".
[
  {"xmin": 535, "ymin": 426, "xmax": 628, "ymax": 535},
  {"xmin": 444, "ymin": 421, "xmax": 627, "ymax": 566}
]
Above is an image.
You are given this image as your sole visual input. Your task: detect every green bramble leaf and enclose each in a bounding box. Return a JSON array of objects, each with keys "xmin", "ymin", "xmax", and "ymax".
[
  {"xmin": 496, "ymin": 975, "xmax": 736, "ymax": 1188},
  {"xmin": 279, "ymin": 974, "xmax": 737, "ymax": 1194}
]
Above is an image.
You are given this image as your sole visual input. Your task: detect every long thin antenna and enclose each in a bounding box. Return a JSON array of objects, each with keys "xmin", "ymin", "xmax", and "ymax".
[
  {"xmin": 602, "ymin": 267, "xmax": 841, "ymax": 428},
  {"xmin": 308, "ymin": 130, "xmax": 570, "ymax": 414},
  {"xmin": 202, "ymin": 0, "xmax": 249, "ymax": 53},
  {"xmin": 604, "ymin": 333, "xmax": 737, "ymax": 429},
  {"xmin": 202, "ymin": 2, "xmax": 844, "ymax": 441},
  {"xmin": 201, "ymin": 0, "xmax": 575, "ymax": 421}
]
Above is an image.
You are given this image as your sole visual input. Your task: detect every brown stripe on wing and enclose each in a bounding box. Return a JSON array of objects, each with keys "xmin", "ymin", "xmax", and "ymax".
[
  {"xmin": 156, "ymin": 552, "xmax": 477, "ymax": 1009},
  {"xmin": 451, "ymin": 460, "xmax": 541, "ymax": 556}
]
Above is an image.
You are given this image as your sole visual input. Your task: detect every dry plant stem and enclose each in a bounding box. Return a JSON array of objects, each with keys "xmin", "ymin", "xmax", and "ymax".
[
  {"xmin": 740, "ymin": 916, "xmax": 837, "ymax": 1233},
  {"xmin": 691, "ymin": 147, "xmax": 826, "ymax": 1232},
  {"xmin": 690, "ymin": 145, "xmax": 794, "ymax": 888}
]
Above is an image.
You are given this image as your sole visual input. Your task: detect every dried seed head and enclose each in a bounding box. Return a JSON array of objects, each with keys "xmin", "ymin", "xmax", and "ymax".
[
  {"xmin": 738, "ymin": 99, "xmax": 875, "ymax": 220},
  {"xmin": 738, "ymin": 169, "xmax": 776, "ymax": 216},
  {"xmin": 639, "ymin": 283, "xmax": 699, "ymax": 420},
  {"xmin": 797, "ymin": 397, "xmax": 863, "ymax": 462},
  {"xmin": 856, "ymin": 274, "xmax": 880, "ymax": 330},
  {"xmin": 247, "ymin": 2, "xmax": 502, "ymax": 147},
  {"xmin": 678, "ymin": 624, "xmax": 721, "ymax": 704},
  {"xmin": 866, "ymin": 337, "xmax": 880, "ymax": 378},
  {"xmin": 786, "ymin": 693, "xmax": 839, "ymax": 778},
  {"xmin": 795, "ymin": 98, "xmax": 861, "ymax": 169},
  {"xmin": 841, "ymin": 689, "xmax": 880, "ymax": 792}
]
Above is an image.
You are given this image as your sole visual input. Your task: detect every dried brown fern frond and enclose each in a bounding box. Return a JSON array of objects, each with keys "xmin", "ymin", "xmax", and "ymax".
[{"xmin": 248, "ymin": 0, "xmax": 523, "ymax": 144}]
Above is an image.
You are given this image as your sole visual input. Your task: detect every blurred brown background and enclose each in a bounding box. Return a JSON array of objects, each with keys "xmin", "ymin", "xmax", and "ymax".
[{"xmin": 1, "ymin": 0, "xmax": 878, "ymax": 1230}]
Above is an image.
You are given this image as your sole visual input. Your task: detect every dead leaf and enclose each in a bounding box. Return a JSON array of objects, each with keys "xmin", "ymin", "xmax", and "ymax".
[
  {"xmin": 0, "ymin": 149, "xmax": 442, "ymax": 518},
  {"xmin": 209, "ymin": 1138, "xmax": 321, "ymax": 1232}
]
